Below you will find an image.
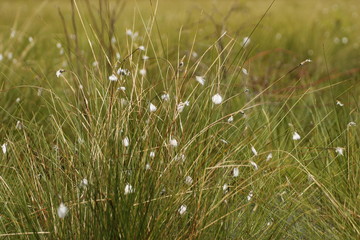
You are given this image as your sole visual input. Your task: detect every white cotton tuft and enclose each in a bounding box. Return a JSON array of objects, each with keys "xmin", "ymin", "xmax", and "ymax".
[
  {"xmin": 335, "ymin": 147, "xmax": 344, "ymax": 156},
  {"xmin": 177, "ymin": 101, "xmax": 190, "ymax": 113},
  {"xmin": 108, "ymin": 74, "xmax": 118, "ymax": 81},
  {"xmin": 79, "ymin": 178, "xmax": 88, "ymax": 188},
  {"xmin": 348, "ymin": 122, "xmax": 356, "ymax": 127},
  {"xmin": 161, "ymin": 93, "xmax": 170, "ymax": 101},
  {"xmin": 149, "ymin": 103, "xmax": 157, "ymax": 112},
  {"xmin": 212, "ymin": 94, "xmax": 223, "ymax": 105},
  {"xmin": 292, "ymin": 132, "xmax": 301, "ymax": 140},
  {"xmin": 222, "ymin": 183, "xmax": 229, "ymax": 193},
  {"xmin": 232, "ymin": 167, "xmax": 239, "ymax": 177},
  {"xmin": 185, "ymin": 176, "xmax": 193, "ymax": 185},
  {"xmin": 266, "ymin": 153, "xmax": 273, "ymax": 161},
  {"xmin": 242, "ymin": 68, "xmax": 248, "ymax": 75},
  {"xmin": 178, "ymin": 205, "xmax": 187, "ymax": 215},
  {"xmin": 195, "ymin": 76, "xmax": 205, "ymax": 85},
  {"xmin": 169, "ymin": 138, "xmax": 178, "ymax": 147},
  {"xmin": 57, "ymin": 203, "xmax": 69, "ymax": 218},
  {"xmin": 336, "ymin": 100, "xmax": 344, "ymax": 107},
  {"xmin": 56, "ymin": 69, "xmax": 65, "ymax": 78},
  {"xmin": 249, "ymin": 161, "xmax": 258, "ymax": 170},
  {"xmin": 124, "ymin": 183, "xmax": 134, "ymax": 195},
  {"xmin": 117, "ymin": 68, "xmax": 130, "ymax": 76},
  {"xmin": 251, "ymin": 146, "xmax": 258, "ymax": 156},
  {"xmin": 122, "ymin": 137, "xmax": 130, "ymax": 147},
  {"xmin": 16, "ymin": 121, "xmax": 23, "ymax": 130},
  {"xmin": 247, "ymin": 190, "xmax": 253, "ymax": 201},
  {"xmin": 139, "ymin": 69, "xmax": 146, "ymax": 76},
  {"xmin": 1, "ymin": 143, "xmax": 7, "ymax": 154}
]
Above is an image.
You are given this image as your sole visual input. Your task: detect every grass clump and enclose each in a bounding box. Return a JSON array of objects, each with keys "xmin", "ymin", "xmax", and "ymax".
[{"xmin": 0, "ymin": 0, "xmax": 359, "ymax": 239}]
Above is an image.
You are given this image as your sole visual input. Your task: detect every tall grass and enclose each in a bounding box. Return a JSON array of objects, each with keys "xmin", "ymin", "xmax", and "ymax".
[{"xmin": 0, "ymin": 0, "xmax": 359, "ymax": 239}]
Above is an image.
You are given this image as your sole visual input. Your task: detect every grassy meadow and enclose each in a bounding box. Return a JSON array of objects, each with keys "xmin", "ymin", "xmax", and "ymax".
[{"xmin": 0, "ymin": 0, "xmax": 359, "ymax": 239}]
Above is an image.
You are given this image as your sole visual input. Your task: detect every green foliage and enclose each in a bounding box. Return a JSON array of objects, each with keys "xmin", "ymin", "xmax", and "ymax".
[{"xmin": 0, "ymin": 0, "xmax": 359, "ymax": 239}]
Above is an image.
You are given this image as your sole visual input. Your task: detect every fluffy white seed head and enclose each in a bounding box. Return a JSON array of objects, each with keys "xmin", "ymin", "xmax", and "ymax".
[
  {"xmin": 16, "ymin": 121, "xmax": 23, "ymax": 130},
  {"xmin": 117, "ymin": 68, "xmax": 130, "ymax": 76},
  {"xmin": 242, "ymin": 68, "xmax": 248, "ymax": 75},
  {"xmin": 126, "ymin": 30, "xmax": 138, "ymax": 39},
  {"xmin": 251, "ymin": 146, "xmax": 258, "ymax": 156},
  {"xmin": 161, "ymin": 93, "xmax": 170, "ymax": 101},
  {"xmin": 122, "ymin": 137, "xmax": 130, "ymax": 147},
  {"xmin": 126, "ymin": 29, "xmax": 133, "ymax": 36},
  {"xmin": 111, "ymin": 36, "xmax": 116, "ymax": 44},
  {"xmin": 266, "ymin": 153, "xmax": 273, "ymax": 161},
  {"xmin": 342, "ymin": 37, "xmax": 348, "ymax": 44},
  {"xmin": 149, "ymin": 103, "xmax": 157, "ymax": 112},
  {"xmin": 169, "ymin": 138, "xmax": 178, "ymax": 147},
  {"xmin": 336, "ymin": 100, "xmax": 344, "ymax": 107},
  {"xmin": 124, "ymin": 183, "xmax": 134, "ymax": 195},
  {"xmin": 185, "ymin": 176, "xmax": 193, "ymax": 185},
  {"xmin": 195, "ymin": 76, "xmax": 205, "ymax": 85},
  {"xmin": 108, "ymin": 74, "xmax": 118, "ymax": 81},
  {"xmin": 292, "ymin": 132, "xmax": 301, "ymax": 140},
  {"xmin": 57, "ymin": 203, "xmax": 68, "ymax": 219},
  {"xmin": 177, "ymin": 101, "xmax": 190, "ymax": 113},
  {"xmin": 178, "ymin": 205, "xmax": 187, "ymax": 215},
  {"xmin": 300, "ymin": 59, "xmax": 312, "ymax": 65},
  {"xmin": 335, "ymin": 147, "xmax": 344, "ymax": 156},
  {"xmin": 175, "ymin": 153, "xmax": 186, "ymax": 162},
  {"xmin": 1, "ymin": 143, "xmax": 7, "ymax": 154},
  {"xmin": 139, "ymin": 69, "xmax": 146, "ymax": 76},
  {"xmin": 232, "ymin": 167, "xmax": 239, "ymax": 177},
  {"xmin": 348, "ymin": 122, "xmax": 356, "ymax": 127},
  {"xmin": 220, "ymin": 139, "xmax": 228, "ymax": 144},
  {"xmin": 212, "ymin": 94, "xmax": 223, "ymax": 105},
  {"xmin": 247, "ymin": 190, "xmax": 253, "ymax": 201},
  {"xmin": 79, "ymin": 178, "xmax": 88, "ymax": 188},
  {"xmin": 250, "ymin": 161, "xmax": 258, "ymax": 170},
  {"xmin": 222, "ymin": 183, "xmax": 229, "ymax": 192},
  {"xmin": 56, "ymin": 69, "xmax": 65, "ymax": 78}
]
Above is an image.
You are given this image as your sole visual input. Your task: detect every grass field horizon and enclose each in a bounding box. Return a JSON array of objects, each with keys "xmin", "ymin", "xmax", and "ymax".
[{"xmin": 0, "ymin": 0, "xmax": 359, "ymax": 239}]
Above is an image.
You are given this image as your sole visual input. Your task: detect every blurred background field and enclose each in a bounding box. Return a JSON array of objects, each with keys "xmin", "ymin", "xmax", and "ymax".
[{"xmin": 0, "ymin": 0, "xmax": 359, "ymax": 239}]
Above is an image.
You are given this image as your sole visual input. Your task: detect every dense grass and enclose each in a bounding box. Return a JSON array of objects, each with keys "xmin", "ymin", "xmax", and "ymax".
[{"xmin": 0, "ymin": 0, "xmax": 359, "ymax": 239}]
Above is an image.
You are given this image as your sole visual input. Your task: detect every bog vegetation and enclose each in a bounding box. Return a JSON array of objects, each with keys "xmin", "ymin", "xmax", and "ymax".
[{"xmin": 0, "ymin": 0, "xmax": 359, "ymax": 239}]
